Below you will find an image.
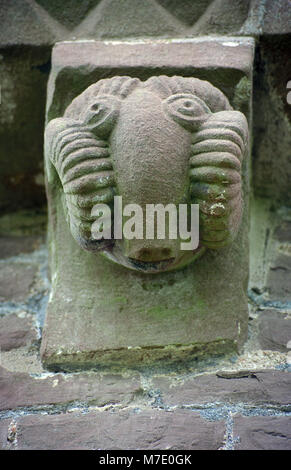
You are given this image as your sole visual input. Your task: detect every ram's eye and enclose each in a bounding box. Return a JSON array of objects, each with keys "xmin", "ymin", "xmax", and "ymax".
[
  {"xmin": 82, "ymin": 95, "xmax": 120, "ymax": 137},
  {"xmin": 163, "ymin": 94, "xmax": 211, "ymax": 130}
]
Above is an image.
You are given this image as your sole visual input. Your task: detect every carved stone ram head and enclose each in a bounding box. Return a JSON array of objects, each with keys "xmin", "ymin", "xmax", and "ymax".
[{"xmin": 45, "ymin": 76, "xmax": 248, "ymax": 273}]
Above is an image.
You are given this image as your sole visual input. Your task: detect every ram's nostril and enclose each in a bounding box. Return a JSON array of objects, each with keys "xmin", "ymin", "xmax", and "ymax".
[{"xmin": 139, "ymin": 248, "xmax": 151, "ymax": 260}]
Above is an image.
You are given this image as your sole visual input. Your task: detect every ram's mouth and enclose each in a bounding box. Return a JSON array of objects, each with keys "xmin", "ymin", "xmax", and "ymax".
[
  {"xmin": 74, "ymin": 233, "xmax": 206, "ymax": 272},
  {"xmin": 100, "ymin": 243, "xmax": 206, "ymax": 273},
  {"xmin": 127, "ymin": 257, "xmax": 176, "ymax": 273}
]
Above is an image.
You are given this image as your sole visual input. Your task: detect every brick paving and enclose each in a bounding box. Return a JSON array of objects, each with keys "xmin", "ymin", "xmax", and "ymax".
[{"xmin": 0, "ymin": 211, "xmax": 290, "ymax": 450}]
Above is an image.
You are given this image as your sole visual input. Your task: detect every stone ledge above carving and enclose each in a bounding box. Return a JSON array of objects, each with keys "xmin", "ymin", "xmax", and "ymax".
[{"xmin": 1, "ymin": 0, "xmax": 289, "ymax": 47}]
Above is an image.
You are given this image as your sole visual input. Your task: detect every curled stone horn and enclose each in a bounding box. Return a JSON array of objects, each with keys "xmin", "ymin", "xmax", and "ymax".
[{"xmin": 45, "ymin": 75, "xmax": 248, "ymax": 273}]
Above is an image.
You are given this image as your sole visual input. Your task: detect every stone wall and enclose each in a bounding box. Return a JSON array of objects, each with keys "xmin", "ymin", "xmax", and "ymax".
[
  {"xmin": 1, "ymin": 0, "xmax": 291, "ymax": 212},
  {"xmin": 0, "ymin": 0, "xmax": 290, "ymax": 450}
]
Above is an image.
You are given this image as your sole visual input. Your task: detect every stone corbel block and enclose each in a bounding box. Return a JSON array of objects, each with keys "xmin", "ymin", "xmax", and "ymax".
[{"xmin": 41, "ymin": 38, "xmax": 254, "ymax": 370}]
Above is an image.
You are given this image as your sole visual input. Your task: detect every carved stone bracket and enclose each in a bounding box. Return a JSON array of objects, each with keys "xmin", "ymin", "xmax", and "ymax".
[{"xmin": 41, "ymin": 38, "xmax": 254, "ymax": 370}]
